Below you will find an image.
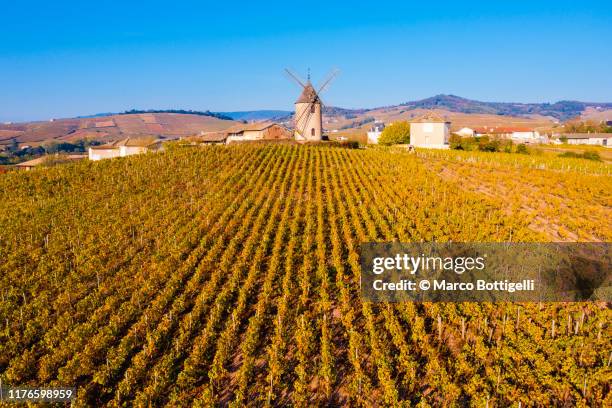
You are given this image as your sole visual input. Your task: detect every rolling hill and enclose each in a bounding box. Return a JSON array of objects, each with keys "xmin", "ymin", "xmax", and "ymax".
[
  {"xmin": 0, "ymin": 113, "xmax": 238, "ymax": 146},
  {"xmin": 3, "ymin": 95, "xmax": 611, "ymax": 147},
  {"xmin": 395, "ymin": 94, "xmax": 612, "ymax": 121}
]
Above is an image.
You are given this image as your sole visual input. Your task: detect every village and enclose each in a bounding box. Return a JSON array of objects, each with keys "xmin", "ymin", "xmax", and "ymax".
[
  {"xmin": 4, "ymin": 70, "xmax": 612, "ymax": 170},
  {"xmin": 84, "ymin": 70, "xmax": 612, "ymax": 164}
]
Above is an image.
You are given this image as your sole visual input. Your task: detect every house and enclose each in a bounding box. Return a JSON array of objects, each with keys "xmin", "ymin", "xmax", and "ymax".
[
  {"xmin": 474, "ymin": 126, "xmax": 541, "ymax": 141},
  {"xmin": 453, "ymin": 127, "xmax": 474, "ymax": 137},
  {"xmin": 186, "ymin": 123, "xmax": 291, "ymax": 145},
  {"xmin": 557, "ymin": 133, "xmax": 612, "ymax": 147},
  {"xmin": 225, "ymin": 123, "xmax": 291, "ymax": 143},
  {"xmin": 88, "ymin": 137, "xmax": 163, "ymax": 161},
  {"xmin": 191, "ymin": 132, "xmax": 229, "ymax": 145},
  {"xmin": 367, "ymin": 121, "xmax": 385, "ymax": 144},
  {"xmin": 409, "ymin": 113, "xmax": 450, "ymax": 149},
  {"xmin": 15, "ymin": 154, "xmax": 86, "ymax": 170}
]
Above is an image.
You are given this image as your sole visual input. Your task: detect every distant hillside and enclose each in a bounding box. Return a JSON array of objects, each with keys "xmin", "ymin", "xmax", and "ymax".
[
  {"xmin": 78, "ymin": 109, "xmax": 233, "ymax": 120},
  {"xmin": 122, "ymin": 109, "xmax": 233, "ymax": 121},
  {"xmin": 396, "ymin": 95, "xmax": 612, "ymax": 121},
  {"xmin": 219, "ymin": 110, "xmax": 292, "ymax": 121},
  {"xmin": 0, "ymin": 113, "xmax": 237, "ymax": 146},
  {"xmin": 4, "ymin": 95, "xmax": 611, "ymax": 145}
]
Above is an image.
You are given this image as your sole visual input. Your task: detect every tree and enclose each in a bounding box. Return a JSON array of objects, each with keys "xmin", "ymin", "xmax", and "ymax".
[
  {"xmin": 477, "ymin": 136, "xmax": 500, "ymax": 152},
  {"xmin": 449, "ymin": 134, "xmax": 464, "ymax": 150},
  {"xmin": 515, "ymin": 144, "xmax": 529, "ymax": 154},
  {"xmin": 378, "ymin": 122, "xmax": 410, "ymax": 145}
]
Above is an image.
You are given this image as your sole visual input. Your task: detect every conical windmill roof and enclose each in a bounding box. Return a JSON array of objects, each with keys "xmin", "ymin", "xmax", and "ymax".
[{"xmin": 295, "ymin": 82, "xmax": 321, "ymax": 104}]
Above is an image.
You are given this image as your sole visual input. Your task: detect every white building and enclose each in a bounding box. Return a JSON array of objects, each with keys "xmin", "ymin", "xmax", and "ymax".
[
  {"xmin": 367, "ymin": 121, "xmax": 385, "ymax": 144},
  {"xmin": 453, "ymin": 127, "xmax": 474, "ymax": 137},
  {"xmin": 511, "ymin": 130, "xmax": 541, "ymax": 141},
  {"xmin": 474, "ymin": 127, "xmax": 541, "ymax": 142},
  {"xmin": 88, "ymin": 137, "xmax": 163, "ymax": 161},
  {"xmin": 409, "ymin": 113, "xmax": 450, "ymax": 149},
  {"xmin": 558, "ymin": 133, "xmax": 612, "ymax": 147}
]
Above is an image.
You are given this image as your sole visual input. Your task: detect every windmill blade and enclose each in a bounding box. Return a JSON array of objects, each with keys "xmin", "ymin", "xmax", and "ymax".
[
  {"xmin": 284, "ymin": 68, "xmax": 306, "ymax": 88},
  {"xmin": 317, "ymin": 68, "xmax": 340, "ymax": 95},
  {"xmin": 299, "ymin": 105, "xmax": 314, "ymax": 138},
  {"xmin": 294, "ymin": 102, "xmax": 314, "ymax": 138},
  {"xmin": 294, "ymin": 103, "xmax": 311, "ymax": 129}
]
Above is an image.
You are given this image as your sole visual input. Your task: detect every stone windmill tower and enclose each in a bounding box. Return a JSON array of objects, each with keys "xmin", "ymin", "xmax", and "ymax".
[{"xmin": 285, "ymin": 69, "xmax": 339, "ymax": 141}]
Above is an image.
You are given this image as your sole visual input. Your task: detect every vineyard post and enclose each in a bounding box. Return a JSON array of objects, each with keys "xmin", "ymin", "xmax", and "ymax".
[
  {"xmin": 495, "ymin": 366, "xmax": 501, "ymax": 391},
  {"xmin": 597, "ymin": 322, "xmax": 602, "ymax": 340},
  {"xmin": 574, "ymin": 320, "xmax": 580, "ymax": 335}
]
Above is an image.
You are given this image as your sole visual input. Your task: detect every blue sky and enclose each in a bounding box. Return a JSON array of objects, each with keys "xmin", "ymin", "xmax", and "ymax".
[{"xmin": 1, "ymin": 1, "xmax": 611, "ymax": 122}]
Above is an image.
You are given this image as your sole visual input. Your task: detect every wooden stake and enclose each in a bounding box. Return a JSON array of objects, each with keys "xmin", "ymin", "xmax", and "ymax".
[{"xmin": 597, "ymin": 322, "xmax": 602, "ymax": 340}]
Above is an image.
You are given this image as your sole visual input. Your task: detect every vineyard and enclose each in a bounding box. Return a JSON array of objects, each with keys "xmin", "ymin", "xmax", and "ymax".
[{"xmin": 0, "ymin": 144, "xmax": 610, "ymax": 406}]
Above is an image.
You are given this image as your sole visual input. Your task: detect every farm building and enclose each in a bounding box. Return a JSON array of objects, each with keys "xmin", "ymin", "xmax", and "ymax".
[
  {"xmin": 557, "ymin": 133, "xmax": 612, "ymax": 147},
  {"xmin": 190, "ymin": 132, "xmax": 229, "ymax": 145},
  {"xmin": 225, "ymin": 123, "xmax": 291, "ymax": 143},
  {"xmin": 453, "ymin": 127, "xmax": 475, "ymax": 137},
  {"xmin": 15, "ymin": 154, "xmax": 86, "ymax": 170},
  {"xmin": 88, "ymin": 137, "xmax": 163, "ymax": 161},
  {"xmin": 474, "ymin": 127, "xmax": 541, "ymax": 142},
  {"xmin": 409, "ymin": 113, "xmax": 450, "ymax": 149},
  {"xmin": 367, "ymin": 121, "xmax": 385, "ymax": 144}
]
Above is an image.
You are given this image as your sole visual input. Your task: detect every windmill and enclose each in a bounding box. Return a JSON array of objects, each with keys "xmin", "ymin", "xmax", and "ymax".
[{"xmin": 285, "ymin": 68, "xmax": 339, "ymax": 141}]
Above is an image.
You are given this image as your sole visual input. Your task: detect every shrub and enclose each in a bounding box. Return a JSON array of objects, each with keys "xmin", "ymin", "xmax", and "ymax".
[
  {"xmin": 378, "ymin": 121, "xmax": 410, "ymax": 146},
  {"xmin": 339, "ymin": 140, "xmax": 360, "ymax": 149},
  {"xmin": 558, "ymin": 151, "xmax": 601, "ymax": 161},
  {"xmin": 582, "ymin": 151, "xmax": 602, "ymax": 161},
  {"xmin": 478, "ymin": 137, "xmax": 500, "ymax": 152},
  {"xmin": 516, "ymin": 144, "xmax": 529, "ymax": 154},
  {"xmin": 449, "ymin": 134, "xmax": 464, "ymax": 150}
]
